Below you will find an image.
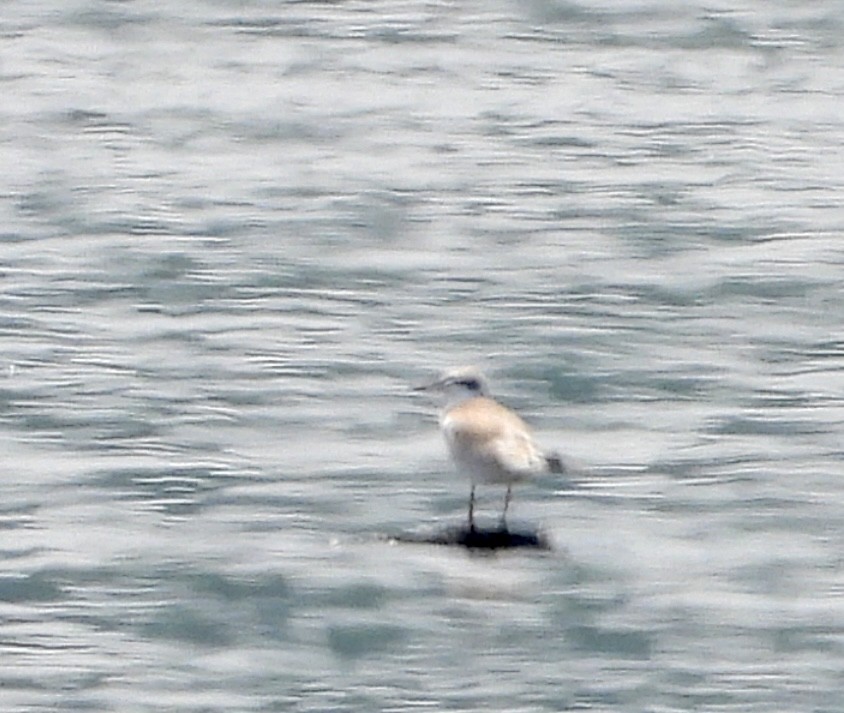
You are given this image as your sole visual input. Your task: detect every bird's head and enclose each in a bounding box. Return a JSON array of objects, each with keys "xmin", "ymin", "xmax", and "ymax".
[{"xmin": 414, "ymin": 366, "xmax": 490, "ymax": 408}]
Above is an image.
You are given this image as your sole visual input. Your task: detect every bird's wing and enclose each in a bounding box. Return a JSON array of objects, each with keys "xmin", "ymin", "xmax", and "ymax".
[
  {"xmin": 442, "ymin": 397, "xmax": 547, "ymax": 476},
  {"xmin": 489, "ymin": 429, "xmax": 547, "ymax": 475}
]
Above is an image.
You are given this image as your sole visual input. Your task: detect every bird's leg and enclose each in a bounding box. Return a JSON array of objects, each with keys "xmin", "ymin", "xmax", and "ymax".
[
  {"xmin": 500, "ymin": 485, "xmax": 512, "ymax": 532},
  {"xmin": 468, "ymin": 484, "xmax": 476, "ymax": 532}
]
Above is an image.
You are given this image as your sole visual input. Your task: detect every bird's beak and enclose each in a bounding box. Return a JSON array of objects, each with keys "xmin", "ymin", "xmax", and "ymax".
[{"xmin": 412, "ymin": 378, "xmax": 440, "ymax": 393}]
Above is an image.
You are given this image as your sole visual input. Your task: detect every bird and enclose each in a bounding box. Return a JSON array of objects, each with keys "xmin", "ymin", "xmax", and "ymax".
[{"xmin": 415, "ymin": 366, "xmax": 564, "ymax": 532}]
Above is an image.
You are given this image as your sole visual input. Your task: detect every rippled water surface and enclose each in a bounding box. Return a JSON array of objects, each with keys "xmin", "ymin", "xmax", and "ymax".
[{"xmin": 2, "ymin": 1, "xmax": 844, "ymax": 710}]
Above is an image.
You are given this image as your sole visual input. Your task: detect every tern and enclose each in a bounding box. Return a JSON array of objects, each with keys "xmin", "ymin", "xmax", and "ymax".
[{"xmin": 416, "ymin": 366, "xmax": 564, "ymax": 531}]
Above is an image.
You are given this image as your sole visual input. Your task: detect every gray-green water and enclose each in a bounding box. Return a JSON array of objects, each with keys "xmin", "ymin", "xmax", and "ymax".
[{"xmin": 2, "ymin": 1, "xmax": 844, "ymax": 710}]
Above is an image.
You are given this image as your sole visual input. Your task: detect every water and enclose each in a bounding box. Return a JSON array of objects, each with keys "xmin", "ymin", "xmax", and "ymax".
[{"xmin": 2, "ymin": 1, "xmax": 844, "ymax": 710}]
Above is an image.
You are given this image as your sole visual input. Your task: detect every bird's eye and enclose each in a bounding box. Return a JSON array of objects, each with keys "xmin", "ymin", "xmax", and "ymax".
[{"xmin": 460, "ymin": 378, "xmax": 480, "ymax": 391}]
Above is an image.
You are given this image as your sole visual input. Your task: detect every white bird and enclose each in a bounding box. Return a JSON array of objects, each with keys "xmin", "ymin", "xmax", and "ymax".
[{"xmin": 416, "ymin": 366, "xmax": 564, "ymax": 531}]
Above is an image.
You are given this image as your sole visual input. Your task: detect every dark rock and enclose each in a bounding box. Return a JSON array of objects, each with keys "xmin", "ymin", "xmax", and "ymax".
[{"xmin": 388, "ymin": 523, "xmax": 551, "ymax": 551}]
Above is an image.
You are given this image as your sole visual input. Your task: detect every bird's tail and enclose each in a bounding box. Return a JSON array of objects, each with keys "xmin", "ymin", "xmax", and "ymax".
[{"xmin": 545, "ymin": 452, "xmax": 566, "ymax": 474}]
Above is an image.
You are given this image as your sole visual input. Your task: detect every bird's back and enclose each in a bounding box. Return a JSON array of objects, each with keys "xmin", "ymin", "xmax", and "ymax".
[{"xmin": 440, "ymin": 396, "xmax": 547, "ymax": 484}]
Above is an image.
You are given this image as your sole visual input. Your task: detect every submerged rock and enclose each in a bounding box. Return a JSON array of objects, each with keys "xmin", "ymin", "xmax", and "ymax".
[{"xmin": 389, "ymin": 523, "xmax": 551, "ymax": 551}]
